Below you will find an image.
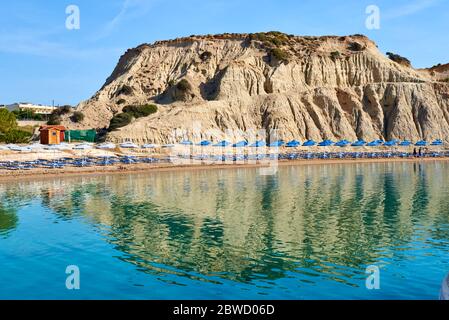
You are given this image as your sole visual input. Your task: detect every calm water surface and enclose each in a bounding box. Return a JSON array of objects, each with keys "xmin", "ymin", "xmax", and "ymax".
[{"xmin": 0, "ymin": 162, "xmax": 448, "ymax": 299}]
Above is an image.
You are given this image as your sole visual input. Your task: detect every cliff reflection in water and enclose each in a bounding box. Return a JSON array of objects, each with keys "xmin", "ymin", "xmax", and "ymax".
[
  {"xmin": 1, "ymin": 161, "xmax": 449, "ymax": 286},
  {"xmin": 0, "ymin": 204, "xmax": 18, "ymax": 238}
]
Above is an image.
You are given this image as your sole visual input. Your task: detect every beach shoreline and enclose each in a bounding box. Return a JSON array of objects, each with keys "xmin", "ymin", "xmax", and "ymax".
[{"xmin": 1, "ymin": 156, "xmax": 448, "ymax": 183}]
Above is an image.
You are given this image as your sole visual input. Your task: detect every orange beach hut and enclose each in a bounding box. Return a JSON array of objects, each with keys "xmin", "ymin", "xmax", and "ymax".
[{"xmin": 39, "ymin": 125, "xmax": 66, "ymax": 145}]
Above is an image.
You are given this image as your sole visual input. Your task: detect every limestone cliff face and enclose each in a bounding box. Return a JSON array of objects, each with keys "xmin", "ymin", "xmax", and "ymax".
[{"xmin": 62, "ymin": 33, "xmax": 449, "ymax": 143}]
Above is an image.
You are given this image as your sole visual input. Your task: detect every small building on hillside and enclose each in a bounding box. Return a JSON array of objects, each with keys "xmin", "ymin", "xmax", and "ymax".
[
  {"xmin": 7, "ymin": 103, "xmax": 59, "ymax": 115},
  {"xmin": 39, "ymin": 125, "xmax": 66, "ymax": 145}
]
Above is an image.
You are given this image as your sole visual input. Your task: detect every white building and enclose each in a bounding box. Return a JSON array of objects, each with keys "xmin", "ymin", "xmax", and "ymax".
[{"xmin": 6, "ymin": 103, "xmax": 59, "ymax": 115}]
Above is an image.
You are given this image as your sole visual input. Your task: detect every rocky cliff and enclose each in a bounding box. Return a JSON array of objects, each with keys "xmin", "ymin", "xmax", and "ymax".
[{"xmin": 62, "ymin": 32, "xmax": 449, "ymax": 143}]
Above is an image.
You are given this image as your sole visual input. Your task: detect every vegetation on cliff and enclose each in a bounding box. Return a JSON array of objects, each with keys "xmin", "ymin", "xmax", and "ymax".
[
  {"xmin": 47, "ymin": 105, "xmax": 72, "ymax": 125},
  {"xmin": 71, "ymin": 111, "xmax": 85, "ymax": 123},
  {"xmin": 330, "ymin": 51, "xmax": 341, "ymax": 61},
  {"xmin": 249, "ymin": 31, "xmax": 291, "ymax": 64},
  {"xmin": 108, "ymin": 104, "xmax": 157, "ymax": 131},
  {"xmin": 108, "ymin": 113, "xmax": 133, "ymax": 131},
  {"xmin": 160, "ymin": 79, "xmax": 195, "ymax": 102},
  {"xmin": 176, "ymin": 79, "xmax": 193, "ymax": 92},
  {"xmin": 386, "ymin": 52, "xmax": 412, "ymax": 68},
  {"xmin": 122, "ymin": 104, "xmax": 158, "ymax": 118}
]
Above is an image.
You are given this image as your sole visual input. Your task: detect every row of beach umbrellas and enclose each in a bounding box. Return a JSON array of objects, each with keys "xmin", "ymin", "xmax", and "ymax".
[
  {"xmin": 0, "ymin": 139, "xmax": 444, "ymax": 152},
  {"xmin": 176, "ymin": 139, "xmax": 444, "ymax": 148}
]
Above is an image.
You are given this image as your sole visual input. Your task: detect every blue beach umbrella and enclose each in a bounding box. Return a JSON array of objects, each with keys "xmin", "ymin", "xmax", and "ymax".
[
  {"xmin": 351, "ymin": 140, "xmax": 366, "ymax": 147},
  {"xmin": 303, "ymin": 140, "xmax": 316, "ymax": 147},
  {"xmin": 415, "ymin": 140, "xmax": 427, "ymax": 146},
  {"xmin": 367, "ymin": 140, "xmax": 382, "ymax": 147},
  {"xmin": 431, "ymin": 139, "xmax": 443, "ymax": 146},
  {"xmin": 383, "ymin": 140, "xmax": 398, "ymax": 147},
  {"xmin": 286, "ymin": 140, "xmax": 301, "ymax": 148},
  {"xmin": 198, "ymin": 140, "xmax": 212, "ymax": 146},
  {"xmin": 269, "ymin": 140, "xmax": 285, "ymax": 147},
  {"xmin": 335, "ymin": 139, "xmax": 350, "ymax": 147},
  {"xmin": 214, "ymin": 140, "xmax": 231, "ymax": 147},
  {"xmin": 250, "ymin": 141, "xmax": 266, "ymax": 147},
  {"xmin": 232, "ymin": 141, "xmax": 248, "ymax": 147},
  {"xmin": 399, "ymin": 140, "xmax": 412, "ymax": 146},
  {"xmin": 318, "ymin": 139, "xmax": 334, "ymax": 147},
  {"xmin": 179, "ymin": 140, "xmax": 193, "ymax": 145}
]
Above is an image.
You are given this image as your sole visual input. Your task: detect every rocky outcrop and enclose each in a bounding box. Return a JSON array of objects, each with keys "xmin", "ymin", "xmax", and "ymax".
[
  {"xmin": 420, "ymin": 63, "xmax": 449, "ymax": 82},
  {"xmin": 62, "ymin": 32, "xmax": 449, "ymax": 143}
]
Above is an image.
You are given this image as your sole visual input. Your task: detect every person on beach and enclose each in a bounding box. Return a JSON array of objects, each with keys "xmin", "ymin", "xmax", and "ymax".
[
  {"xmin": 418, "ymin": 148, "xmax": 422, "ymax": 157},
  {"xmin": 413, "ymin": 148, "xmax": 417, "ymax": 157}
]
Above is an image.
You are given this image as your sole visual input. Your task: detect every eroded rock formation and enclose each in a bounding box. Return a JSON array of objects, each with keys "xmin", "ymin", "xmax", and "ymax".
[{"xmin": 62, "ymin": 33, "xmax": 449, "ymax": 143}]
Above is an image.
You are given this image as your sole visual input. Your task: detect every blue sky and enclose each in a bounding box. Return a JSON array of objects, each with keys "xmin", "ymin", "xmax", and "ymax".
[{"xmin": 1, "ymin": 0, "xmax": 448, "ymax": 106}]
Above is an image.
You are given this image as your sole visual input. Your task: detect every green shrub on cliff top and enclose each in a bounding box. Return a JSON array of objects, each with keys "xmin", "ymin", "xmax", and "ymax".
[
  {"xmin": 386, "ymin": 52, "xmax": 411, "ymax": 67},
  {"xmin": 250, "ymin": 32, "xmax": 289, "ymax": 47}
]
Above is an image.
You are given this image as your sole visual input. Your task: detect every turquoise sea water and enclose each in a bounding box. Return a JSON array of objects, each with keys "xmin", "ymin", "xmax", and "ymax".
[{"xmin": 0, "ymin": 161, "xmax": 448, "ymax": 299}]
